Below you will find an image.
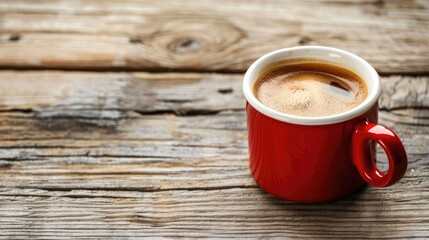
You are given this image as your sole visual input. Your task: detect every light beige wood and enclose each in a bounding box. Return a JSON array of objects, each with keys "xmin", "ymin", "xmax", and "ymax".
[
  {"xmin": 0, "ymin": 113, "xmax": 426, "ymax": 191},
  {"xmin": 1, "ymin": 0, "xmax": 429, "ymax": 238},
  {"xmin": 0, "ymin": 0, "xmax": 429, "ymax": 73},
  {"xmin": 0, "ymin": 71, "xmax": 427, "ymax": 116},
  {"xmin": 0, "ymin": 71, "xmax": 244, "ymax": 115},
  {"xmin": 0, "ymin": 176, "xmax": 428, "ymax": 239},
  {"xmin": 0, "ymin": 72, "xmax": 427, "ymax": 239}
]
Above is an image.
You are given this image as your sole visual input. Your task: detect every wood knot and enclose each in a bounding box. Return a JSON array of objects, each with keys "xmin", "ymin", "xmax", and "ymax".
[
  {"xmin": 168, "ymin": 38, "xmax": 204, "ymax": 53},
  {"xmin": 141, "ymin": 15, "xmax": 244, "ymax": 67}
]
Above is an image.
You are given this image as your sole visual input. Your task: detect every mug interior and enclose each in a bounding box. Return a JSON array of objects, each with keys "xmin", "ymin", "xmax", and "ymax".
[{"xmin": 243, "ymin": 46, "xmax": 381, "ymax": 125}]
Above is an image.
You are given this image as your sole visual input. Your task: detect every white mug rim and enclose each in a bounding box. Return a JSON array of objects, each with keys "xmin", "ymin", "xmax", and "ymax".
[{"xmin": 242, "ymin": 46, "xmax": 381, "ymax": 125}]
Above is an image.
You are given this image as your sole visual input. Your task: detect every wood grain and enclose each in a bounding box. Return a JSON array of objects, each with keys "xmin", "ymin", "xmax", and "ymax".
[
  {"xmin": 1, "ymin": 0, "xmax": 429, "ymax": 73},
  {"xmin": 0, "ymin": 71, "xmax": 427, "ymax": 193},
  {"xmin": 0, "ymin": 112, "xmax": 426, "ymax": 191},
  {"xmin": 0, "ymin": 71, "xmax": 427, "ymax": 116},
  {"xmin": 0, "ymin": 176, "xmax": 428, "ymax": 239},
  {"xmin": 0, "ymin": 71, "xmax": 244, "ymax": 116},
  {"xmin": 0, "ymin": 71, "xmax": 427, "ymax": 238},
  {"xmin": 1, "ymin": 0, "xmax": 429, "ymax": 237}
]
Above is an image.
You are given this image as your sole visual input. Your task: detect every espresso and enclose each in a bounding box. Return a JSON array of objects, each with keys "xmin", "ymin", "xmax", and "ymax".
[{"xmin": 254, "ymin": 59, "xmax": 368, "ymax": 117}]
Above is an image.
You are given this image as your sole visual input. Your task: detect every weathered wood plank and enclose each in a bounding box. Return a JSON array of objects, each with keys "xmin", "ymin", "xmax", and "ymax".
[
  {"xmin": 0, "ymin": 166, "xmax": 428, "ymax": 239},
  {"xmin": 1, "ymin": 1, "xmax": 428, "ymax": 238},
  {"xmin": 0, "ymin": 114, "xmax": 426, "ymax": 191},
  {"xmin": 0, "ymin": 71, "xmax": 427, "ymax": 115},
  {"xmin": 0, "ymin": 72, "xmax": 427, "ymax": 146},
  {"xmin": 0, "ymin": 71, "xmax": 427, "ymax": 192},
  {"xmin": 0, "ymin": 71, "xmax": 427, "ymax": 238},
  {"xmin": 0, "ymin": 111, "xmax": 426, "ymax": 191},
  {"xmin": 0, "ymin": 71, "xmax": 243, "ymax": 116},
  {"xmin": 0, "ymin": 0, "xmax": 429, "ymax": 73}
]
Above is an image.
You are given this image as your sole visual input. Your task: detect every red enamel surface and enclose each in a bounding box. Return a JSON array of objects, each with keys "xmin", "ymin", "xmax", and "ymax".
[
  {"xmin": 352, "ymin": 122, "xmax": 408, "ymax": 187},
  {"xmin": 246, "ymin": 102, "xmax": 406, "ymax": 202}
]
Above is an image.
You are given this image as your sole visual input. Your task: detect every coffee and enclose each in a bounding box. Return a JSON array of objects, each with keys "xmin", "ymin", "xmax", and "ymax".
[{"xmin": 254, "ymin": 58, "xmax": 367, "ymax": 117}]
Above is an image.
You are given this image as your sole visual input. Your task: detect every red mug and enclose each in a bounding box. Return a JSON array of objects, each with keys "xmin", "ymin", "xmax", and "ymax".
[{"xmin": 243, "ymin": 46, "xmax": 407, "ymax": 202}]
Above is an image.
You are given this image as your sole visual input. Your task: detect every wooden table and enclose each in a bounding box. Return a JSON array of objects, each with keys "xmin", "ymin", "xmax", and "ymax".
[{"xmin": 0, "ymin": 0, "xmax": 428, "ymax": 238}]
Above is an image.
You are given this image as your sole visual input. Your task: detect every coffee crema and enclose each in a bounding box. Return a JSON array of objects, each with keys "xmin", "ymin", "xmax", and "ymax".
[{"xmin": 253, "ymin": 58, "xmax": 368, "ymax": 117}]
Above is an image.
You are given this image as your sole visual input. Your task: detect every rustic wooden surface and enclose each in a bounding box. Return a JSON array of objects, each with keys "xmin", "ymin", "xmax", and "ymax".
[{"xmin": 0, "ymin": 0, "xmax": 428, "ymax": 239}]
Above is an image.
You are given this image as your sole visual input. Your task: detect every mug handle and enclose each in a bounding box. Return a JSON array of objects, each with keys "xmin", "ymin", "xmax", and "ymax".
[{"xmin": 352, "ymin": 121, "xmax": 407, "ymax": 187}]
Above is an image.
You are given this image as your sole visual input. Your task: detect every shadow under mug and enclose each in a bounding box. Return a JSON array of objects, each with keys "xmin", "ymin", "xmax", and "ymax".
[{"xmin": 243, "ymin": 46, "xmax": 408, "ymax": 203}]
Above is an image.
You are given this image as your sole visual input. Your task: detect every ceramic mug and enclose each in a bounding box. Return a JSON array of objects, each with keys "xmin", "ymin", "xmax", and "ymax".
[{"xmin": 243, "ymin": 46, "xmax": 407, "ymax": 202}]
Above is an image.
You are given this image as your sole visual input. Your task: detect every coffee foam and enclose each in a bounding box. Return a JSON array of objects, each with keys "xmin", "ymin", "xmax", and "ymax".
[{"xmin": 254, "ymin": 60, "xmax": 367, "ymax": 117}]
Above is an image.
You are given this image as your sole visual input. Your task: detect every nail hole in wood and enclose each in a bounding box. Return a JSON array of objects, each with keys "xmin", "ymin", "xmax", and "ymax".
[
  {"xmin": 9, "ymin": 34, "xmax": 21, "ymax": 42},
  {"xmin": 129, "ymin": 36, "xmax": 143, "ymax": 44},
  {"xmin": 298, "ymin": 36, "xmax": 312, "ymax": 45},
  {"xmin": 218, "ymin": 88, "xmax": 233, "ymax": 94}
]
